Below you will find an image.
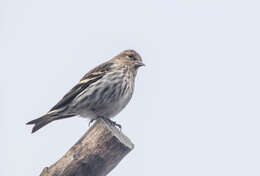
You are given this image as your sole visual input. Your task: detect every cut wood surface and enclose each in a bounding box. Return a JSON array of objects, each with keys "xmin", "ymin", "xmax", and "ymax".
[{"xmin": 40, "ymin": 118, "xmax": 134, "ymax": 176}]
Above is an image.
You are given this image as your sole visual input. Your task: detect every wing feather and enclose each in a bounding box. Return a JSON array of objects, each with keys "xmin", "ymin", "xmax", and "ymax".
[{"xmin": 49, "ymin": 62, "xmax": 114, "ymax": 112}]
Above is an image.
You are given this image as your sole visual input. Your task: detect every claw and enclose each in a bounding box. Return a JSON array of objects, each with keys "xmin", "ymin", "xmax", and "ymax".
[
  {"xmin": 105, "ymin": 118, "xmax": 122, "ymax": 130},
  {"xmin": 89, "ymin": 117, "xmax": 122, "ymax": 130},
  {"xmin": 88, "ymin": 118, "xmax": 97, "ymax": 126},
  {"xmin": 110, "ymin": 120, "xmax": 122, "ymax": 130}
]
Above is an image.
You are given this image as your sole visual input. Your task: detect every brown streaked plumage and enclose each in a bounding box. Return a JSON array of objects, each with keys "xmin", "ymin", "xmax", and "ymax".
[{"xmin": 26, "ymin": 50, "xmax": 144, "ymax": 133}]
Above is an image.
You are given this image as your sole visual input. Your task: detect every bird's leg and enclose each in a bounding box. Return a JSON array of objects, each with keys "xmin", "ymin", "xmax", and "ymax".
[
  {"xmin": 89, "ymin": 116, "xmax": 122, "ymax": 130},
  {"xmin": 95, "ymin": 116, "xmax": 122, "ymax": 130},
  {"xmin": 88, "ymin": 117, "xmax": 98, "ymax": 126},
  {"xmin": 106, "ymin": 119, "xmax": 122, "ymax": 130}
]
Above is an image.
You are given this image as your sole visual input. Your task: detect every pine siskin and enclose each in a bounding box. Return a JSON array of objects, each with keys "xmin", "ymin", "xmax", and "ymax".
[{"xmin": 26, "ymin": 50, "xmax": 144, "ymax": 133}]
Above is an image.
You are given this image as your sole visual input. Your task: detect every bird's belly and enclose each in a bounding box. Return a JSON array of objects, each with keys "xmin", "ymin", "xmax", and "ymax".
[{"xmin": 79, "ymin": 94, "xmax": 131, "ymax": 119}]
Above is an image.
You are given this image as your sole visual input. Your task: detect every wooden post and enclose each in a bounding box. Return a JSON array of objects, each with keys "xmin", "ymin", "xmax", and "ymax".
[{"xmin": 39, "ymin": 118, "xmax": 134, "ymax": 176}]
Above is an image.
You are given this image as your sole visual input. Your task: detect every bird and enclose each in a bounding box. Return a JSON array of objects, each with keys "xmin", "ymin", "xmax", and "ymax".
[{"xmin": 26, "ymin": 49, "xmax": 144, "ymax": 133}]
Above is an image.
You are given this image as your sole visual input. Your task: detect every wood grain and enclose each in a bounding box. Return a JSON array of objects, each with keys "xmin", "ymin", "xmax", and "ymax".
[{"xmin": 40, "ymin": 118, "xmax": 134, "ymax": 176}]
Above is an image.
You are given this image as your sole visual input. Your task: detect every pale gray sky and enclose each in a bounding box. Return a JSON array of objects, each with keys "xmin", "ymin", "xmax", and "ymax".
[{"xmin": 1, "ymin": 0, "xmax": 260, "ymax": 175}]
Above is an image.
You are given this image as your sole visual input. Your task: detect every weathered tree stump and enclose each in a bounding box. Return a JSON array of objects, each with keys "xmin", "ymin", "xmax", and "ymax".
[{"xmin": 40, "ymin": 118, "xmax": 134, "ymax": 176}]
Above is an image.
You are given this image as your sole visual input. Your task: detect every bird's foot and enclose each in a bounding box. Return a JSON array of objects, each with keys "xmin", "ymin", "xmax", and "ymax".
[
  {"xmin": 106, "ymin": 119, "xmax": 122, "ymax": 130},
  {"xmin": 99, "ymin": 116, "xmax": 122, "ymax": 130},
  {"xmin": 89, "ymin": 117, "xmax": 122, "ymax": 130},
  {"xmin": 88, "ymin": 118, "xmax": 98, "ymax": 126}
]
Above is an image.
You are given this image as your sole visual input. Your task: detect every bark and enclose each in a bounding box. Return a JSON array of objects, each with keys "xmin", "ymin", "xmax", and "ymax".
[{"xmin": 40, "ymin": 118, "xmax": 134, "ymax": 176}]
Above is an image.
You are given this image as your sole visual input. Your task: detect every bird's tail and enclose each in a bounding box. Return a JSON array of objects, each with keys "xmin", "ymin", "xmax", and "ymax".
[
  {"xmin": 26, "ymin": 115, "xmax": 54, "ymax": 133},
  {"xmin": 27, "ymin": 109, "xmax": 75, "ymax": 133}
]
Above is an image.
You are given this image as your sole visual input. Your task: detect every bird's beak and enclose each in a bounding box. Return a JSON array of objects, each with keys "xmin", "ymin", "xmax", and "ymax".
[{"xmin": 134, "ymin": 61, "xmax": 145, "ymax": 68}]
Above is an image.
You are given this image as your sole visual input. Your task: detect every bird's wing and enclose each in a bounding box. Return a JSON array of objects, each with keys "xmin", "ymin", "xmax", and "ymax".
[{"xmin": 48, "ymin": 62, "xmax": 114, "ymax": 113}]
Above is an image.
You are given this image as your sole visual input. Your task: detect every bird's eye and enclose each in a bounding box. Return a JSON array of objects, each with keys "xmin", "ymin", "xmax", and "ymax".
[{"xmin": 128, "ymin": 54, "xmax": 136, "ymax": 60}]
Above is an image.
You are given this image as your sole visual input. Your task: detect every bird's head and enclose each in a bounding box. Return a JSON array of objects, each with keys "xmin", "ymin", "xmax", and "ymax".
[{"xmin": 114, "ymin": 50, "xmax": 145, "ymax": 71}]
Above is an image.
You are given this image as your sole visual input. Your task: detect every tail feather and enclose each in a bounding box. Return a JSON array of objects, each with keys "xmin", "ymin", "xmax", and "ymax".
[
  {"xmin": 26, "ymin": 116, "xmax": 53, "ymax": 133},
  {"xmin": 26, "ymin": 113, "xmax": 75, "ymax": 133}
]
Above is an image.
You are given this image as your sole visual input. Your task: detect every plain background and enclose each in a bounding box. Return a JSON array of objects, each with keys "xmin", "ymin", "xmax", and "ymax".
[{"xmin": 1, "ymin": 0, "xmax": 260, "ymax": 175}]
